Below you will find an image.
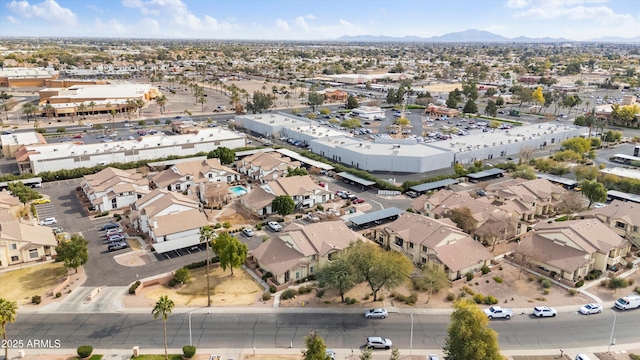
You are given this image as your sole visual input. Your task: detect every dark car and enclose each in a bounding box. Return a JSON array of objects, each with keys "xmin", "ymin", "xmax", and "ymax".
[{"xmin": 101, "ymin": 223, "xmax": 119, "ymax": 230}]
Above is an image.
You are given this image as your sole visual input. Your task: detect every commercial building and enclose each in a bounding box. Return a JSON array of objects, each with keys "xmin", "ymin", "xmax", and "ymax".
[
  {"xmin": 0, "ymin": 131, "xmax": 47, "ymax": 158},
  {"xmin": 0, "ymin": 67, "xmax": 59, "ymax": 88},
  {"xmin": 19, "ymin": 128, "xmax": 246, "ymax": 174}
]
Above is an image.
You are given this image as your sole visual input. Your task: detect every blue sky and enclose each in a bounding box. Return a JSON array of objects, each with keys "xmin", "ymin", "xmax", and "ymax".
[{"xmin": 1, "ymin": 0, "xmax": 638, "ymax": 40}]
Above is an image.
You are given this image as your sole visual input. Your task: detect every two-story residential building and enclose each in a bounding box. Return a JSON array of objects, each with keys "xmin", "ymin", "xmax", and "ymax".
[
  {"xmin": 130, "ymin": 188, "xmax": 201, "ymax": 235},
  {"xmin": 250, "ymin": 221, "xmax": 360, "ymax": 285},
  {"xmin": 152, "ymin": 158, "xmax": 239, "ymax": 194},
  {"xmin": 375, "ymin": 212, "xmax": 493, "ymax": 281},
  {"xmin": 148, "ymin": 208, "xmax": 209, "ymax": 254},
  {"xmin": 519, "ymin": 219, "xmax": 631, "ymax": 283},
  {"xmin": 236, "ymin": 152, "xmax": 301, "ymax": 183},
  {"xmin": 580, "ymin": 200, "xmax": 640, "ymax": 248},
  {"xmin": 485, "ymin": 178, "xmax": 565, "ymax": 222},
  {"xmin": 261, "ymin": 175, "xmax": 333, "ymax": 210},
  {"xmin": 82, "ymin": 167, "xmax": 150, "ymax": 212},
  {"xmin": 0, "ymin": 218, "xmax": 57, "ymax": 268}
]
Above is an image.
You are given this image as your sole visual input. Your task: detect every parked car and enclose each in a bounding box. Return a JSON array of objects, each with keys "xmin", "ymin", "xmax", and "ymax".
[
  {"xmin": 484, "ymin": 306, "xmax": 513, "ymax": 320},
  {"xmin": 108, "ymin": 242, "xmax": 129, "ymax": 252},
  {"xmin": 105, "ymin": 229, "xmax": 124, "ymax": 237},
  {"xmin": 33, "ymin": 198, "xmax": 51, "ymax": 205},
  {"xmin": 533, "ymin": 306, "xmax": 557, "ymax": 317},
  {"xmin": 242, "ymin": 228, "xmax": 255, "ymax": 237},
  {"xmin": 578, "ymin": 303, "xmax": 603, "ymax": 315},
  {"xmin": 51, "ymin": 227, "xmax": 63, "ymax": 234},
  {"xmin": 30, "ymin": 183, "xmax": 43, "ymax": 188},
  {"xmin": 101, "ymin": 223, "xmax": 119, "ymax": 230},
  {"xmin": 39, "ymin": 217, "xmax": 57, "ymax": 226},
  {"xmin": 352, "ymin": 198, "xmax": 365, "ymax": 204},
  {"xmin": 614, "ymin": 295, "xmax": 640, "ymax": 310},
  {"xmin": 107, "ymin": 234, "xmax": 126, "ymax": 242},
  {"xmin": 366, "ymin": 337, "xmax": 392, "ymax": 350},
  {"xmin": 364, "ymin": 308, "xmax": 388, "ymax": 319},
  {"xmin": 428, "ymin": 355, "xmax": 440, "ymax": 360},
  {"xmin": 268, "ymin": 221, "xmax": 282, "ymax": 232},
  {"xmin": 406, "ymin": 191, "xmax": 418, "ymax": 198}
]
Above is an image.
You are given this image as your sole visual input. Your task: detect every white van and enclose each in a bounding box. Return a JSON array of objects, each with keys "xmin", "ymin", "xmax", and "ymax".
[{"xmin": 614, "ymin": 295, "xmax": 640, "ymax": 310}]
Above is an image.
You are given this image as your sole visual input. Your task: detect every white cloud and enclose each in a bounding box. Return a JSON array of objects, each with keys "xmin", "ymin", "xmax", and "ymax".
[
  {"xmin": 513, "ymin": 3, "xmax": 633, "ymax": 22},
  {"xmin": 294, "ymin": 16, "xmax": 310, "ymax": 32},
  {"xmin": 275, "ymin": 19, "xmax": 290, "ymax": 32},
  {"xmin": 6, "ymin": 0, "xmax": 77, "ymax": 25},
  {"xmin": 506, "ymin": 0, "xmax": 529, "ymax": 8},
  {"xmin": 304, "ymin": 14, "xmax": 315, "ymax": 20},
  {"xmin": 6, "ymin": 15, "xmax": 19, "ymax": 24},
  {"xmin": 86, "ymin": 4, "xmax": 104, "ymax": 14}
]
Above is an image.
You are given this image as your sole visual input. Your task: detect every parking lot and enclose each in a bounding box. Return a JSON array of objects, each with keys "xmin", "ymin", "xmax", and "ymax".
[{"xmin": 34, "ymin": 202, "xmax": 58, "ymax": 224}]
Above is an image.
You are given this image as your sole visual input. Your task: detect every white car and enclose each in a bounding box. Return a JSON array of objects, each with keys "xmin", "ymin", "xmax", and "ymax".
[
  {"xmin": 366, "ymin": 336, "xmax": 392, "ymax": 350},
  {"xmin": 579, "ymin": 303, "xmax": 603, "ymax": 315},
  {"xmin": 39, "ymin": 217, "xmax": 57, "ymax": 226},
  {"xmin": 364, "ymin": 308, "xmax": 388, "ymax": 319},
  {"xmin": 128, "ymin": 136, "xmax": 136, "ymax": 140},
  {"xmin": 268, "ymin": 221, "xmax": 282, "ymax": 231},
  {"xmin": 593, "ymin": 203, "xmax": 606, "ymax": 209},
  {"xmin": 83, "ymin": 123, "xmax": 93, "ymax": 127},
  {"xmin": 242, "ymin": 228, "xmax": 254, "ymax": 237},
  {"xmin": 533, "ymin": 306, "xmax": 557, "ymax": 317},
  {"xmin": 428, "ymin": 355, "xmax": 440, "ymax": 360}
]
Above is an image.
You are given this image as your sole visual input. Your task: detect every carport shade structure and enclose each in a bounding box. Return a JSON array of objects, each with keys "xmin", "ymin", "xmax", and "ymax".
[
  {"xmin": 535, "ymin": 173, "xmax": 578, "ymax": 189},
  {"xmin": 349, "ymin": 207, "xmax": 403, "ymax": 227},
  {"xmin": 409, "ymin": 178, "xmax": 458, "ymax": 194},
  {"xmin": 336, "ymin": 172, "xmax": 376, "ymax": 187},
  {"xmin": 466, "ymin": 168, "xmax": 505, "ymax": 183}
]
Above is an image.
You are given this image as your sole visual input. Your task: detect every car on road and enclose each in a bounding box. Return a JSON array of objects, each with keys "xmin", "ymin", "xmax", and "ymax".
[
  {"xmin": 366, "ymin": 336, "xmax": 392, "ymax": 350},
  {"xmin": 39, "ymin": 217, "xmax": 57, "ymax": 226},
  {"xmin": 242, "ymin": 228, "xmax": 255, "ymax": 237},
  {"xmin": 108, "ymin": 242, "xmax": 128, "ymax": 252},
  {"xmin": 533, "ymin": 306, "xmax": 557, "ymax": 317},
  {"xmin": 268, "ymin": 221, "xmax": 282, "ymax": 232},
  {"xmin": 72, "ymin": 134, "xmax": 83, "ymax": 139},
  {"xmin": 364, "ymin": 308, "xmax": 388, "ymax": 319},
  {"xmin": 578, "ymin": 303, "xmax": 603, "ymax": 315},
  {"xmin": 33, "ymin": 198, "xmax": 51, "ymax": 204},
  {"xmin": 101, "ymin": 223, "xmax": 119, "ymax": 230},
  {"xmin": 484, "ymin": 306, "xmax": 513, "ymax": 320},
  {"xmin": 83, "ymin": 123, "xmax": 93, "ymax": 127}
]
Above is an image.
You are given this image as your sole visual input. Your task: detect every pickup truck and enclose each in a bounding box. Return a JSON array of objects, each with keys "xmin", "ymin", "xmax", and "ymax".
[{"xmin": 483, "ymin": 306, "xmax": 513, "ymax": 320}]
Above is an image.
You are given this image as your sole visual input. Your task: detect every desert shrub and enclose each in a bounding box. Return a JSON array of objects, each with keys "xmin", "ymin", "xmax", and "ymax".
[
  {"xmin": 113, "ymin": 213, "xmax": 122, "ymax": 221},
  {"xmin": 128, "ymin": 280, "xmax": 141, "ymax": 294},
  {"xmin": 568, "ymin": 289, "xmax": 578, "ymax": 296},
  {"xmin": 269, "ymin": 285, "xmax": 277, "ymax": 293},
  {"xmin": 484, "ymin": 296, "xmax": 498, "ymax": 305},
  {"xmin": 167, "ymin": 278, "xmax": 178, "ymax": 288},
  {"xmin": 182, "ymin": 345, "xmax": 196, "ymax": 359},
  {"xmin": 535, "ymin": 297, "xmax": 547, "ymax": 301},
  {"xmin": 629, "ymin": 355, "xmax": 640, "ymax": 360},
  {"xmin": 298, "ymin": 286, "xmax": 312, "ymax": 295},
  {"xmin": 600, "ymin": 279, "xmax": 610, "ymax": 287},
  {"xmin": 541, "ymin": 279, "xmax": 551, "ymax": 289},
  {"xmin": 213, "ymin": 223, "xmax": 222, "ymax": 229},
  {"xmin": 528, "ymin": 275, "xmax": 535, "ymax": 282},
  {"xmin": 55, "ymin": 292, "xmax": 62, "ymax": 298},
  {"xmin": 465, "ymin": 272, "xmax": 474, "ymax": 281},
  {"xmin": 473, "ymin": 294, "xmax": 485, "ymax": 304},
  {"xmin": 481, "ymin": 265, "xmax": 491, "ymax": 275},
  {"xmin": 446, "ymin": 292, "xmax": 456, "ymax": 301},
  {"xmin": 316, "ymin": 289, "xmax": 325, "ymax": 298},
  {"xmin": 575, "ymin": 279, "xmax": 584, "ymax": 288},
  {"xmin": 408, "ymin": 292, "xmax": 418, "ymax": 305},
  {"xmin": 348, "ymin": 297, "xmax": 357, "ymax": 305},
  {"xmin": 378, "ymin": 294, "xmax": 385, "ymax": 301},
  {"xmin": 174, "ymin": 268, "xmax": 191, "ymax": 284},
  {"xmin": 256, "ymin": 223, "xmax": 263, "ymax": 230},
  {"xmin": 543, "ymin": 288, "xmax": 550, "ymax": 295},
  {"xmin": 262, "ymin": 292, "xmax": 272, "ymax": 301},
  {"xmin": 636, "ymin": 287, "xmax": 640, "ymax": 294},
  {"xmin": 608, "ymin": 277, "xmax": 628, "ymax": 290},
  {"xmin": 77, "ymin": 346, "xmax": 93, "ymax": 358},
  {"xmin": 493, "ymin": 276, "xmax": 503, "ymax": 283},
  {"xmin": 462, "ymin": 286, "xmax": 475, "ymax": 295},
  {"xmin": 281, "ymin": 289, "xmax": 296, "ymax": 300},
  {"xmin": 184, "ymin": 260, "xmax": 206, "ymax": 270},
  {"xmin": 31, "ymin": 295, "xmax": 41, "ymax": 304},
  {"xmin": 363, "ymin": 294, "xmax": 370, "ymax": 301},
  {"xmin": 629, "ymin": 279, "xmax": 635, "ymax": 286}
]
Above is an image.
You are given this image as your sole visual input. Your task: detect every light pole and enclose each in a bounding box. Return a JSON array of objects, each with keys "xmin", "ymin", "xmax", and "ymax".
[
  {"xmin": 410, "ymin": 313, "xmax": 414, "ymax": 357},
  {"xmin": 188, "ymin": 311, "xmax": 194, "ymax": 346},
  {"xmin": 608, "ymin": 309, "xmax": 616, "ymax": 353}
]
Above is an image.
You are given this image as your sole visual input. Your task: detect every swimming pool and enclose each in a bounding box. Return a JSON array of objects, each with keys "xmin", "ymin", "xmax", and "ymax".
[{"xmin": 229, "ymin": 185, "xmax": 248, "ymax": 196}]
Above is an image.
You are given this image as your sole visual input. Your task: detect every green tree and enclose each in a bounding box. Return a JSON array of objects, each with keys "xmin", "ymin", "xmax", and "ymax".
[
  {"xmin": 211, "ymin": 232, "xmax": 248, "ymax": 276},
  {"xmin": 208, "ymin": 147, "xmax": 235, "ymax": 165},
  {"xmin": 462, "ymin": 99, "xmax": 478, "ymax": 114},
  {"xmin": 484, "ymin": 100, "xmax": 497, "ymax": 117},
  {"xmin": 55, "ymin": 234, "xmax": 89, "ymax": 274},
  {"xmin": 580, "ymin": 180, "xmax": 607, "ymax": 208},
  {"xmin": 574, "ymin": 165, "xmax": 598, "ymax": 181},
  {"xmin": 341, "ymin": 118, "xmax": 362, "ymax": 129},
  {"xmin": 413, "ymin": 268, "xmax": 450, "ymax": 303},
  {"xmin": 347, "ymin": 241, "xmax": 413, "ymax": 301},
  {"xmin": 0, "ymin": 298, "xmax": 18, "ymax": 360},
  {"xmin": 152, "ymin": 295, "xmax": 175, "ymax": 360},
  {"xmin": 246, "ymin": 91, "xmax": 274, "ymax": 114},
  {"xmin": 346, "ymin": 95, "xmax": 359, "ymax": 109},
  {"xmin": 155, "ymin": 95, "xmax": 167, "ymax": 114},
  {"xmin": 287, "ymin": 167, "xmax": 308, "ymax": 177},
  {"xmin": 308, "ymin": 91, "xmax": 324, "ymax": 112},
  {"xmin": 272, "ymin": 195, "xmax": 295, "ymax": 216},
  {"xmin": 485, "ymin": 88, "xmax": 497, "ymax": 97},
  {"xmin": 462, "ymin": 80, "xmax": 479, "ymax": 101},
  {"xmin": 199, "ymin": 225, "xmax": 215, "ymax": 307},
  {"xmin": 454, "ymin": 163, "xmax": 467, "ymax": 177},
  {"xmin": 446, "ymin": 91, "xmax": 458, "ymax": 109},
  {"xmin": 561, "ymin": 137, "xmax": 591, "ymax": 154},
  {"xmin": 316, "ymin": 255, "xmax": 358, "ymax": 302},
  {"xmin": 22, "ymin": 101, "xmax": 37, "ymax": 122},
  {"xmin": 532, "ymin": 86, "xmax": 545, "ymax": 112},
  {"xmin": 302, "ymin": 331, "xmax": 331, "ymax": 360},
  {"xmin": 443, "ymin": 299, "xmax": 502, "ymax": 360},
  {"xmin": 447, "ymin": 207, "xmax": 478, "ymax": 233},
  {"xmin": 7, "ymin": 182, "xmax": 41, "ymax": 204},
  {"xmin": 495, "ymin": 96, "xmax": 505, "ymax": 107},
  {"xmin": 174, "ymin": 268, "xmax": 191, "ymax": 284}
]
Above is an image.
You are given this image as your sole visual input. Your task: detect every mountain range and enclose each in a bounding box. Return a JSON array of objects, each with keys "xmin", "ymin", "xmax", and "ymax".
[{"xmin": 335, "ymin": 29, "xmax": 640, "ymax": 43}]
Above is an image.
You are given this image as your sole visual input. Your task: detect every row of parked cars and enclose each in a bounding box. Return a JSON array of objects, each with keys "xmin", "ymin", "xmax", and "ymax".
[
  {"xmin": 335, "ymin": 190, "xmax": 365, "ymax": 204},
  {"xmin": 101, "ymin": 222, "xmax": 129, "ymax": 252}
]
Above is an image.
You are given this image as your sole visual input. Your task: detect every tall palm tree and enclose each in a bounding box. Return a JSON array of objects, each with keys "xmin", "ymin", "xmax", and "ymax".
[
  {"xmin": 155, "ymin": 95, "xmax": 167, "ymax": 115},
  {"xmin": 21, "ymin": 101, "xmax": 37, "ymax": 122},
  {"xmin": 77, "ymin": 103, "xmax": 87, "ymax": 118},
  {"xmin": 199, "ymin": 225, "xmax": 216, "ymax": 307},
  {"xmin": 88, "ymin": 101, "xmax": 96, "ymax": 117},
  {"xmin": 152, "ymin": 295, "xmax": 175, "ymax": 360},
  {"xmin": 135, "ymin": 98, "xmax": 145, "ymax": 117},
  {"xmin": 0, "ymin": 298, "xmax": 18, "ymax": 360}
]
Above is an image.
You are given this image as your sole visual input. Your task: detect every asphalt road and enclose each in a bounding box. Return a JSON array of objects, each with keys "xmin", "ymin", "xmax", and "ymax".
[{"xmin": 11, "ymin": 310, "xmax": 640, "ymax": 350}]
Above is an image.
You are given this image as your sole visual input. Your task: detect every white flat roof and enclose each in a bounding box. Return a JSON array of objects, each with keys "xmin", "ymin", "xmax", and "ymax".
[
  {"xmin": 600, "ymin": 167, "xmax": 640, "ymax": 181},
  {"xmin": 237, "ymin": 113, "xmax": 310, "ymax": 128},
  {"xmin": 0, "ymin": 67, "xmax": 58, "ymax": 78},
  {"xmin": 290, "ymin": 125, "xmax": 346, "ymax": 139},
  {"xmin": 46, "ymin": 83, "xmax": 153, "ymax": 100},
  {"xmin": 314, "ymin": 136, "xmax": 450, "ymax": 157},
  {"xmin": 0, "ymin": 132, "xmax": 43, "ymax": 146},
  {"xmin": 26, "ymin": 128, "xmax": 239, "ymax": 160}
]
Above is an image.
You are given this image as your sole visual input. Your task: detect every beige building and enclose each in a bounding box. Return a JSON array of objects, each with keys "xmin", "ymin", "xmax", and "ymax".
[
  {"xmin": 580, "ymin": 200, "xmax": 640, "ymax": 248},
  {"xmin": 236, "ymin": 152, "xmax": 301, "ymax": 183},
  {"xmin": 0, "ymin": 203, "xmax": 57, "ymax": 268},
  {"xmin": 375, "ymin": 212, "xmax": 493, "ymax": 281},
  {"xmin": 250, "ymin": 221, "xmax": 360, "ymax": 285},
  {"xmin": 520, "ymin": 219, "xmax": 631, "ymax": 283},
  {"xmin": 81, "ymin": 167, "xmax": 150, "ymax": 213}
]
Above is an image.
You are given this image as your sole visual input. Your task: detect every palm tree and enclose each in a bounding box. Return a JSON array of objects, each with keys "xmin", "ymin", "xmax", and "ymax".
[
  {"xmin": 199, "ymin": 225, "xmax": 216, "ymax": 307},
  {"xmin": 155, "ymin": 95, "xmax": 167, "ymax": 115},
  {"xmin": 44, "ymin": 104, "xmax": 54, "ymax": 120},
  {"xmin": 0, "ymin": 298, "xmax": 18, "ymax": 360},
  {"xmin": 135, "ymin": 98, "xmax": 145, "ymax": 117},
  {"xmin": 88, "ymin": 101, "xmax": 96, "ymax": 116},
  {"xmin": 77, "ymin": 103, "xmax": 87, "ymax": 118},
  {"xmin": 152, "ymin": 295, "xmax": 175, "ymax": 360},
  {"xmin": 22, "ymin": 101, "xmax": 37, "ymax": 122}
]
